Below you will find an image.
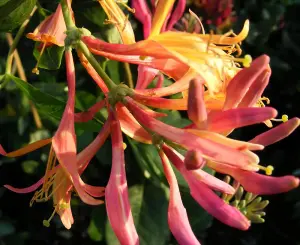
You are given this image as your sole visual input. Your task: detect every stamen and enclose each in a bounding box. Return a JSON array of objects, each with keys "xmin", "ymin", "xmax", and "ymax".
[
  {"xmin": 32, "ymin": 42, "xmax": 47, "ymax": 75},
  {"xmin": 272, "ymin": 114, "xmax": 289, "ymax": 122},
  {"xmin": 123, "ymin": 142, "xmax": 127, "ymax": 150},
  {"xmin": 116, "ymin": 0, "xmax": 135, "ymax": 13},
  {"xmin": 42, "ymin": 208, "xmax": 56, "ymax": 227},
  {"xmin": 258, "ymin": 165, "xmax": 274, "ymax": 175}
]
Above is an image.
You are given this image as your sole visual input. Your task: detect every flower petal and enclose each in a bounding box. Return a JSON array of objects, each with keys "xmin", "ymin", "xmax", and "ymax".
[
  {"xmin": 159, "ymin": 150, "xmax": 200, "ymax": 245},
  {"xmin": 106, "ymin": 109, "xmax": 139, "ymax": 245},
  {"xmin": 249, "ymin": 117, "xmax": 300, "ymax": 146}
]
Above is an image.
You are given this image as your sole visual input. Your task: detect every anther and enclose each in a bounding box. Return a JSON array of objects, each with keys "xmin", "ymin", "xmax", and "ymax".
[
  {"xmin": 42, "ymin": 208, "xmax": 56, "ymax": 227},
  {"xmin": 272, "ymin": 114, "xmax": 289, "ymax": 123},
  {"xmin": 258, "ymin": 165, "xmax": 274, "ymax": 175},
  {"xmin": 32, "ymin": 42, "xmax": 47, "ymax": 75}
]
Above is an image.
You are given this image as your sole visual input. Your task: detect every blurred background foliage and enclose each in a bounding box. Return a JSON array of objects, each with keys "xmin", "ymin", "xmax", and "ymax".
[{"xmin": 0, "ymin": 0, "xmax": 299, "ymax": 244}]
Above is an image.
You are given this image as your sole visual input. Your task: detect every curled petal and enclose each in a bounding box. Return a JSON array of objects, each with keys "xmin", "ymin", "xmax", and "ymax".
[
  {"xmin": 224, "ymin": 55, "xmax": 270, "ymax": 110},
  {"xmin": 135, "ymin": 68, "xmax": 197, "ymax": 97},
  {"xmin": 238, "ymin": 70, "xmax": 271, "ymax": 108},
  {"xmin": 135, "ymin": 66, "xmax": 159, "ymax": 89},
  {"xmin": 249, "ymin": 117, "xmax": 300, "ymax": 146}
]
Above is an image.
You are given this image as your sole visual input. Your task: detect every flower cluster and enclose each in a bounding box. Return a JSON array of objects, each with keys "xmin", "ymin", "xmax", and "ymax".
[{"xmin": 0, "ymin": 0, "xmax": 299, "ymax": 244}]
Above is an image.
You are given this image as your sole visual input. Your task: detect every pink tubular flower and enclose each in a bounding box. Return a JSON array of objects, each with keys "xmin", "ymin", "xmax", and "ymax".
[
  {"xmin": 162, "ymin": 144, "xmax": 250, "ymax": 230},
  {"xmin": 159, "ymin": 150, "xmax": 201, "ymax": 245},
  {"xmin": 1, "ymin": 118, "xmax": 110, "ymax": 228},
  {"xmin": 105, "ymin": 108, "xmax": 139, "ymax": 245}
]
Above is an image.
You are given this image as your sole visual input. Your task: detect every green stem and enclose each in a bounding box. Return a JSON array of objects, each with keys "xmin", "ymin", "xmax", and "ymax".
[
  {"xmin": 123, "ymin": 62, "xmax": 134, "ymax": 88},
  {"xmin": 60, "ymin": 0, "xmax": 116, "ymax": 90},
  {"xmin": 78, "ymin": 41, "xmax": 116, "ymax": 90},
  {"xmin": 60, "ymin": 0, "xmax": 75, "ymax": 29},
  {"xmin": 5, "ymin": 6, "xmax": 37, "ymax": 75}
]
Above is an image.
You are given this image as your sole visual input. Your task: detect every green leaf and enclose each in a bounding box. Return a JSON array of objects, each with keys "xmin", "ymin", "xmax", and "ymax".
[
  {"xmin": 0, "ymin": 0, "xmax": 36, "ymax": 32},
  {"xmin": 21, "ymin": 160, "xmax": 39, "ymax": 174},
  {"xmin": 132, "ymin": 182, "xmax": 170, "ymax": 245},
  {"xmin": 88, "ymin": 206, "xmax": 106, "ymax": 242},
  {"xmin": 0, "ymin": 221, "xmax": 15, "ymax": 237},
  {"xmin": 128, "ymin": 139, "xmax": 166, "ymax": 187},
  {"xmin": 6, "ymin": 74, "xmax": 103, "ymax": 133},
  {"xmin": 33, "ymin": 43, "xmax": 65, "ymax": 70}
]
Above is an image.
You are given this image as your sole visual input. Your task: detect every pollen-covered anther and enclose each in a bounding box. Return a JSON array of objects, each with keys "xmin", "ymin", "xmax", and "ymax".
[
  {"xmin": 32, "ymin": 42, "xmax": 47, "ymax": 75},
  {"xmin": 258, "ymin": 165, "xmax": 274, "ymax": 176},
  {"xmin": 272, "ymin": 114, "xmax": 289, "ymax": 123},
  {"xmin": 42, "ymin": 208, "xmax": 57, "ymax": 227}
]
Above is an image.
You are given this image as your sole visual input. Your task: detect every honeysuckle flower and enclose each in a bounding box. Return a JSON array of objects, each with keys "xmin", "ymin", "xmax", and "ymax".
[
  {"xmin": 106, "ymin": 108, "xmax": 139, "ymax": 245},
  {"xmin": 27, "ymin": 0, "xmax": 73, "ymax": 74},
  {"xmin": 158, "ymin": 149, "xmax": 201, "ymax": 245},
  {"xmin": 1, "ymin": 118, "xmax": 109, "ymax": 228},
  {"xmin": 83, "ymin": 0, "xmax": 249, "ymax": 94},
  {"xmin": 82, "ymin": 23, "xmax": 249, "ymax": 94},
  {"xmin": 123, "ymin": 96, "xmax": 274, "ymax": 171},
  {"xmin": 162, "ymin": 143, "xmax": 251, "ymax": 230}
]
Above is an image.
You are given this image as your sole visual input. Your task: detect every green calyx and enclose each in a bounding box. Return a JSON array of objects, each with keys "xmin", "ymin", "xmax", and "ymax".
[
  {"xmin": 108, "ymin": 84, "xmax": 134, "ymax": 106},
  {"xmin": 65, "ymin": 27, "xmax": 91, "ymax": 48}
]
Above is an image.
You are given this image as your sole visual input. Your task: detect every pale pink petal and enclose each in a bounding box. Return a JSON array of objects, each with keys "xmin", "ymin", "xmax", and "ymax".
[
  {"xmin": 116, "ymin": 103, "xmax": 152, "ymax": 143},
  {"xmin": 74, "ymin": 100, "xmax": 105, "ymax": 123},
  {"xmin": 223, "ymin": 55, "xmax": 270, "ymax": 110},
  {"xmin": 238, "ymin": 70, "xmax": 270, "ymax": 108},
  {"xmin": 159, "ymin": 150, "xmax": 200, "ymax": 245},
  {"xmin": 163, "ymin": 145, "xmax": 235, "ymax": 194},
  {"xmin": 133, "ymin": 94, "xmax": 187, "ymax": 110},
  {"xmin": 106, "ymin": 109, "xmax": 139, "ymax": 245},
  {"xmin": 187, "ymin": 129, "xmax": 264, "ymax": 151},
  {"xmin": 135, "ymin": 68, "xmax": 197, "ymax": 97},
  {"xmin": 209, "ymin": 162, "xmax": 300, "ymax": 195},
  {"xmin": 52, "ymin": 50, "xmax": 102, "ymax": 205},
  {"xmin": 249, "ymin": 117, "xmax": 300, "ymax": 146},
  {"xmin": 207, "ymin": 107, "xmax": 278, "ymax": 132},
  {"xmin": 125, "ymin": 97, "xmax": 258, "ymax": 171},
  {"xmin": 163, "ymin": 145, "xmax": 250, "ymax": 230},
  {"xmin": 135, "ymin": 66, "xmax": 159, "ymax": 89},
  {"xmin": 131, "ymin": 0, "xmax": 152, "ymax": 38},
  {"xmin": 166, "ymin": 0, "xmax": 186, "ymax": 31}
]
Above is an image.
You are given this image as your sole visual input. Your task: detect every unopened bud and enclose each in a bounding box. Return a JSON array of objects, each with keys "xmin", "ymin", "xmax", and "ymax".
[
  {"xmin": 184, "ymin": 149, "xmax": 205, "ymax": 170},
  {"xmin": 187, "ymin": 78, "xmax": 207, "ymax": 129}
]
